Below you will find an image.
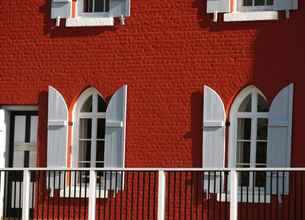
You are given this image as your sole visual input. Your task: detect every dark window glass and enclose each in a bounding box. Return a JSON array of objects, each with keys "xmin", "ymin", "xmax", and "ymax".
[
  {"xmin": 98, "ymin": 95, "xmax": 107, "ymax": 112},
  {"xmin": 236, "ymin": 142, "xmax": 251, "ymax": 164},
  {"xmin": 255, "ymin": 165, "xmax": 267, "ymax": 187},
  {"xmin": 257, "ymin": 118, "xmax": 268, "ymax": 140},
  {"xmin": 237, "ymin": 164, "xmax": 250, "ymax": 187},
  {"xmin": 257, "ymin": 95, "xmax": 269, "ymax": 112},
  {"xmin": 83, "ymin": 0, "xmax": 93, "ymax": 12},
  {"xmin": 79, "ymin": 118, "xmax": 92, "ymax": 139},
  {"xmin": 81, "ymin": 95, "xmax": 93, "ymax": 112},
  {"xmin": 95, "ymin": 0, "xmax": 105, "ymax": 12},
  {"xmin": 266, "ymin": 0, "xmax": 273, "ymax": 5},
  {"xmin": 243, "ymin": 0, "xmax": 253, "ymax": 6},
  {"xmin": 255, "ymin": 0, "xmax": 265, "ymax": 6},
  {"xmin": 238, "ymin": 95, "xmax": 252, "ymax": 112},
  {"xmin": 256, "ymin": 142, "xmax": 267, "ymax": 164},
  {"xmin": 97, "ymin": 118, "xmax": 106, "ymax": 139},
  {"xmin": 237, "ymin": 118, "xmax": 252, "ymax": 140},
  {"xmin": 78, "ymin": 141, "xmax": 91, "ymax": 162},
  {"xmin": 96, "ymin": 141, "xmax": 105, "ymax": 166}
]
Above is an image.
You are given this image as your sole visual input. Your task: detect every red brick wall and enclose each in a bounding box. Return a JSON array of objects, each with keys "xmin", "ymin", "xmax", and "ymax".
[{"xmin": 0, "ymin": 0, "xmax": 305, "ymax": 168}]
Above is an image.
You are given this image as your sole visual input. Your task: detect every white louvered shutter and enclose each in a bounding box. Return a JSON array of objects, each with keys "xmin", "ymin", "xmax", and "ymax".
[
  {"xmin": 104, "ymin": 85, "xmax": 127, "ymax": 191},
  {"xmin": 47, "ymin": 86, "xmax": 68, "ymax": 190},
  {"xmin": 110, "ymin": 0, "xmax": 131, "ymax": 17},
  {"xmin": 207, "ymin": 0, "xmax": 230, "ymax": 13},
  {"xmin": 51, "ymin": 0, "xmax": 71, "ymax": 19},
  {"xmin": 202, "ymin": 86, "xmax": 226, "ymax": 193},
  {"xmin": 267, "ymin": 84, "xmax": 294, "ymax": 195},
  {"xmin": 275, "ymin": 0, "xmax": 298, "ymax": 11}
]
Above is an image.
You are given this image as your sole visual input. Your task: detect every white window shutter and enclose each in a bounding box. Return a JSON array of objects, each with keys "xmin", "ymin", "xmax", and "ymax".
[
  {"xmin": 0, "ymin": 110, "xmax": 7, "ymax": 169},
  {"xmin": 207, "ymin": 0, "xmax": 230, "ymax": 14},
  {"xmin": 105, "ymin": 85, "xmax": 127, "ymax": 191},
  {"xmin": 202, "ymin": 85, "xmax": 226, "ymax": 193},
  {"xmin": 110, "ymin": 0, "xmax": 131, "ymax": 17},
  {"xmin": 51, "ymin": 0, "xmax": 71, "ymax": 19},
  {"xmin": 267, "ymin": 84, "xmax": 294, "ymax": 195},
  {"xmin": 275, "ymin": 0, "xmax": 298, "ymax": 11},
  {"xmin": 47, "ymin": 86, "xmax": 68, "ymax": 190}
]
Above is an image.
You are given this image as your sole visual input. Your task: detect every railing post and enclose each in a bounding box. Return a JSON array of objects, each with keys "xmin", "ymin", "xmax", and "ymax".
[
  {"xmin": 88, "ymin": 170, "xmax": 96, "ymax": 220},
  {"xmin": 0, "ymin": 171, "xmax": 4, "ymax": 220},
  {"xmin": 158, "ymin": 170, "xmax": 166, "ymax": 220},
  {"xmin": 22, "ymin": 169, "xmax": 31, "ymax": 220},
  {"xmin": 230, "ymin": 169, "xmax": 238, "ymax": 220}
]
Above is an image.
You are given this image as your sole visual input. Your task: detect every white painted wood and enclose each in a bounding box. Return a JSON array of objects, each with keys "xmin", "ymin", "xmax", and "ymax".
[
  {"xmin": 105, "ymin": 85, "xmax": 127, "ymax": 190},
  {"xmin": 202, "ymin": 85, "xmax": 226, "ymax": 168},
  {"xmin": 207, "ymin": 0, "xmax": 230, "ymax": 13},
  {"xmin": 66, "ymin": 17, "xmax": 114, "ymax": 27},
  {"xmin": 203, "ymin": 86, "xmax": 226, "ymax": 194},
  {"xmin": 1, "ymin": 106, "xmax": 38, "ymax": 111},
  {"xmin": 229, "ymin": 170, "xmax": 238, "ymax": 220},
  {"xmin": 22, "ymin": 170, "xmax": 31, "ymax": 220},
  {"xmin": 224, "ymin": 11, "xmax": 278, "ymax": 22},
  {"xmin": 47, "ymin": 86, "xmax": 68, "ymax": 168},
  {"xmin": 157, "ymin": 171, "xmax": 166, "ymax": 220},
  {"xmin": 51, "ymin": 0, "xmax": 71, "ymax": 19},
  {"xmin": 267, "ymin": 84, "xmax": 293, "ymax": 195},
  {"xmin": 88, "ymin": 170, "xmax": 96, "ymax": 220},
  {"xmin": 0, "ymin": 110, "xmax": 6, "ymax": 220}
]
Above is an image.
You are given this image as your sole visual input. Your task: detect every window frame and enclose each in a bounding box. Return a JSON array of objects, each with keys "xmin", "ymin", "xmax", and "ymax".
[
  {"xmin": 72, "ymin": 88, "xmax": 107, "ymax": 170},
  {"xmin": 228, "ymin": 86, "xmax": 269, "ymax": 195},
  {"xmin": 237, "ymin": 0, "xmax": 275, "ymax": 12},
  {"xmin": 77, "ymin": 0, "xmax": 111, "ymax": 18}
]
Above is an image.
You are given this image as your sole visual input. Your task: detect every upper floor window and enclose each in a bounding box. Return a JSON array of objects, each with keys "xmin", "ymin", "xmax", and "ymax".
[
  {"xmin": 83, "ymin": 0, "xmax": 110, "ymax": 13},
  {"xmin": 206, "ymin": 0, "xmax": 298, "ymax": 22}
]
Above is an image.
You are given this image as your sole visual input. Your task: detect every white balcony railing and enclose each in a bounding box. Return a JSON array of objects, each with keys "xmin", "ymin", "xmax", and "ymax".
[{"xmin": 0, "ymin": 167, "xmax": 304, "ymax": 220}]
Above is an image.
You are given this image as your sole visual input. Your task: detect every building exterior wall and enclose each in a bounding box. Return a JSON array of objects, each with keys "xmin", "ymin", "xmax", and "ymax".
[{"xmin": 0, "ymin": 0, "xmax": 305, "ymax": 169}]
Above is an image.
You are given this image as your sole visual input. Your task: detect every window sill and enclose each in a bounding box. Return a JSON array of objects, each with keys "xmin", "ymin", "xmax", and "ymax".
[
  {"xmin": 217, "ymin": 192, "xmax": 271, "ymax": 203},
  {"xmin": 65, "ymin": 17, "xmax": 114, "ymax": 27},
  {"xmin": 224, "ymin": 11, "xmax": 279, "ymax": 22}
]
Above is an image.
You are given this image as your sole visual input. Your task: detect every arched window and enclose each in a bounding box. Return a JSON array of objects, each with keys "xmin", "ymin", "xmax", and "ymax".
[
  {"xmin": 73, "ymin": 88, "xmax": 107, "ymax": 171},
  {"xmin": 229, "ymin": 86, "xmax": 269, "ymax": 188}
]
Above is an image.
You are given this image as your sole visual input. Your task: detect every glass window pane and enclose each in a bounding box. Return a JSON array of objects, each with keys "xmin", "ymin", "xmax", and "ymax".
[
  {"xmin": 97, "ymin": 118, "xmax": 105, "ymax": 139},
  {"xmin": 79, "ymin": 118, "xmax": 92, "ymax": 139},
  {"xmin": 105, "ymin": 0, "xmax": 110, "ymax": 12},
  {"xmin": 256, "ymin": 142, "xmax": 267, "ymax": 164},
  {"xmin": 237, "ymin": 164, "xmax": 250, "ymax": 187},
  {"xmin": 257, "ymin": 95, "xmax": 268, "ymax": 112},
  {"xmin": 243, "ymin": 0, "xmax": 253, "ymax": 6},
  {"xmin": 98, "ymin": 95, "xmax": 107, "ymax": 112},
  {"xmin": 94, "ymin": 0, "xmax": 104, "ymax": 12},
  {"xmin": 254, "ymin": 0, "xmax": 265, "ymax": 5},
  {"xmin": 84, "ymin": 0, "xmax": 93, "ymax": 12},
  {"xmin": 81, "ymin": 95, "xmax": 93, "ymax": 112},
  {"xmin": 238, "ymin": 94, "xmax": 252, "ymax": 112},
  {"xmin": 237, "ymin": 142, "xmax": 251, "ymax": 164},
  {"xmin": 255, "ymin": 165, "xmax": 267, "ymax": 187},
  {"xmin": 96, "ymin": 141, "xmax": 105, "ymax": 165},
  {"xmin": 78, "ymin": 141, "xmax": 91, "ymax": 162},
  {"xmin": 237, "ymin": 118, "xmax": 252, "ymax": 140},
  {"xmin": 266, "ymin": 0, "xmax": 273, "ymax": 5},
  {"xmin": 257, "ymin": 118, "xmax": 268, "ymax": 140}
]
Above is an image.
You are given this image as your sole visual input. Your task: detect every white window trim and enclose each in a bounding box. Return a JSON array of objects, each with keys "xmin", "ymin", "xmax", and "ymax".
[
  {"xmin": 72, "ymin": 87, "xmax": 106, "ymax": 171},
  {"xmin": 223, "ymin": 0, "xmax": 283, "ymax": 22},
  {"xmin": 228, "ymin": 86, "xmax": 270, "ymax": 202}
]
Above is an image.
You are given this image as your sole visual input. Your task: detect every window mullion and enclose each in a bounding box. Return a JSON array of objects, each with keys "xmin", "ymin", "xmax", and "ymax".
[{"xmin": 93, "ymin": 0, "xmax": 95, "ymax": 12}]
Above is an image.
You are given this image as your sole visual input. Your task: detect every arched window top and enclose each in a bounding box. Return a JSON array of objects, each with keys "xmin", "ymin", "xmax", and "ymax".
[
  {"xmin": 231, "ymin": 86, "xmax": 269, "ymax": 116},
  {"xmin": 75, "ymin": 87, "xmax": 107, "ymax": 114}
]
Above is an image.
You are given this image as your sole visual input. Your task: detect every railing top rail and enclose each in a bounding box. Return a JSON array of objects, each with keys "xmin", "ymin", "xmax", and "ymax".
[{"xmin": 1, "ymin": 167, "xmax": 305, "ymax": 171}]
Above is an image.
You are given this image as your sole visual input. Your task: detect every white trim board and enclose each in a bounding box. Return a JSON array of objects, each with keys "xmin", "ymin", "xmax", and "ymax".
[{"xmin": 224, "ymin": 11, "xmax": 279, "ymax": 22}]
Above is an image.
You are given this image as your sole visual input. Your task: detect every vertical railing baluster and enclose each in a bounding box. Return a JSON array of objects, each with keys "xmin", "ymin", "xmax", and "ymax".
[
  {"xmin": 184, "ymin": 172, "xmax": 188, "ymax": 220},
  {"xmin": 167, "ymin": 172, "xmax": 171, "ymax": 220},
  {"xmin": 202, "ymin": 171, "xmax": 204, "ymax": 220},
  {"xmin": 219, "ymin": 171, "xmax": 222, "ymax": 220},
  {"xmin": 281, "ymin": 171, "xmax": 285, "ymax": 220},
  {"xmin": 157, "ymin": 170, "xmax": 166, "ymax": 220},
  {"xmin": 190, "ymin": 172, "xmax": 193, "ymax": 220},
  {"xmin": 136, "ymin": 172, "xmax": 140, "ymax": 220},
  {"xmin": 142, "ymin": 172, "xmax": 145, "ymax": 220},
  {"xmin": 301, "ymin": 171, "xmax": 303, "ymax": 220},
  {"xmin": 125, "ymin": 172, "xmax": 129, "ymax": 220},
  {"xmin": 58, "ymin": 171, "xmax": 61, "ymax": 220},
  {"xmin": 22, "ymin": 169, "xmax": 31, "ymax": 220},
  {"xmin": 294, "ymin": 171, "xmax": 297, "ymax": 220},
  {"xmin": 114, "ymin": 172, "xmax": 118, "ymax": 220},
  {"xmin": 120, "ymin": 171, "xmax": 123, "ymax": 220},
  {"xmin": 147, "ymin": 172, "xmax": 151, "ymax": 220},
  {"xmin": 109, "ymin": 171, "xmax": 112, "ymax": 220},
  {"xmin": 130, "ymin": 172, "xmax": 134, "ymax": 220},
  {"xmin": 276, "ymin": 171, "xmax": 279, "ymax": 220},
  {"xmin": 207, "ymin": 172, "xmax": 210, "ymax": 220},
  {"xmin": 88, "ymin": 170, "xmax": 96, "ymax": 220},
  {"xmin": 229, "ymin": 170, "xmax": 238, "ymax": 220}
]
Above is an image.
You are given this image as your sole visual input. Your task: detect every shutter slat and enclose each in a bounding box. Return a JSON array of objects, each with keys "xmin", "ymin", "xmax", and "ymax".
[
  {"xmin": 207, "ymin": 0, "xmax": 230, "ymax": 13},
  {"xmin": 51, "ymin": 0, "xmax": 71, "ymax": 19},
  {"xmin": 267, "ymin": 84, "xmax": 293, "ymax": 195},
  {"xmin": 203, "ymin": 86, "xmax": 226, "ymax": 194},
  {"xmin": 275, "ymin": 0, "xmax": 298, "ymax": 11},
  {"xmin": 110, "ymin": 0, "xmax": 130, "ymax": 17}
]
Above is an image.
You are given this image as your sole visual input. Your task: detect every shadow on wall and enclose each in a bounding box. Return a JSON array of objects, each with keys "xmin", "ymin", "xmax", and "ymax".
[
  {"xmin": 183, "ymin": 91, "xmax": 203, "ymax": 167},
  {"xmin": 37, "ymin": 91, "xmax": 48, "ymax": 167},
  {"xmin": 39, "ymin": 0, "xmax": 117, "ymax": 38}
]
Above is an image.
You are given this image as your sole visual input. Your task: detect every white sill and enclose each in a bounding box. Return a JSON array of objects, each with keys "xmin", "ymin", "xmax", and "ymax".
[
  {"xmin": 224, "ymin": 11, "xmax": 279, "ymax": 22},
  {"xmin": 65, "ymin": 17, "xmax": 114, "ymax": 27},
  {"xmin": 217, "ymin": 193, "xmax": 271, "ymax": 203}
]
